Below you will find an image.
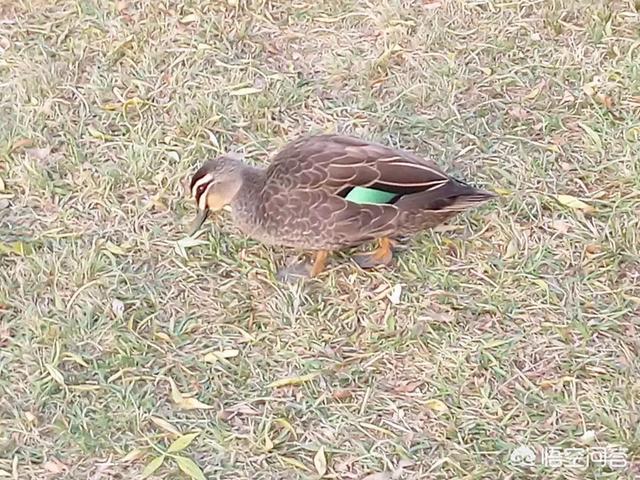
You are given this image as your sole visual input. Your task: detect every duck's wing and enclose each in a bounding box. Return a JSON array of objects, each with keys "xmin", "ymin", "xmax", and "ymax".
[{"xmin": 264, "ymin": 134, "xmax": 452, "ymax": 197}]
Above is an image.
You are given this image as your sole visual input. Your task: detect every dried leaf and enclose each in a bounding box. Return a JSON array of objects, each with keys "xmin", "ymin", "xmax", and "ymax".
[
  {"xmin": 585, "ymin": 243, "xmax": 602, "ymax": 254},
  {"xmin": 111, "ymin": 299, "xmax": 125, "ymax": 317},
  {"xmin": 45, "ymin": 364, "xmax": 65, "ymax": 385},
  {"xmin": 555, "ymin": 194, "xmax": 595, "ymax": 213},
  {"xmin": 43, "ymin": 458, "xmax": 67, "ymax": 474},
  {"xmin": 493, "ymin": 187, "xmax": 511, "ymax": 196},
  {"xmin": 578, "ymin": 122, "xmax": 602, "ymax": 149},
  {"xmin": 87, "ymin": 126, "xmax": 115, "ymax": 141},
  {"xmin": 314, "ymin": 446, "xmax": 327, "ymax": 476},
  {"xmin": 10, "ymin": 138, "xmax": 34, "ymax": 153},
  {"xmin": 425, "ymin": 398, "xmax": 449, "ymax": 414},
  {"xmin": 0, "ymin": 242, "xmax": 31, "ymax": 256},
  {"xmin": 104, "ymin": 241, "xmax": 128, "ymax": 255},
  {"xmin": 202, "ymin": 349, "xmax": 239, "ymax": 363},
  {"xmin": 175, "ymin": 456, "xmax": 206, "ymax": 480},
  {"xmin": 149, "ymin": 416, "xmax": 181, "ymax": 436},
  {"xmin": 387, "ymin": 284, "xmax": 402, "ymax": 305},
  {"xmin": 595, "ymin": 93, "xmax": 614, "ymax": 109},
  {"xmin": 582, "ymin": 83, "xmax": 596, "ymax": 96},
  {"xmin": 0, "ymin": 177, "xmax": 5, "ymax": 191},
  {"xmin": 229, "ymin": 87, "xmax": 262, "ymax": 96},
  {"xmin": 508, "ymin": 105, "xmax": 529, "ymax": 120},
  {"xmin": 524, "ymin": 80, "xmax": 545, "ymax": 100},
  {"xmin": 392, "ymin": 380, "xmax": 423, "ymax": 393},
  {"xmin": 578, "ymin": 430, "xmax": 596, "ymax": 445},
  {"xmin": 180, "ymin": 14, "xmax": 199, "ymax": 24},
  {"xmin": 279, "ymin": 456, "xmax": 311, "ymax": 471},
  {"xmin": 504, "ymin": 237, "xmax": 519, "ymax": 259},
  {"xmin": 167, "ymin": 432, "xmax": 200, "ymax": 453},
  {"xmin": 141, "ymin": 456, "xmax": 164, "ymax": 478},
  {"xmin": 121, "ymin": 448, "xmax": 145, "ymax": 462},
  {"xmin": 561, "ymin": 90, "xmax": 575, "ymax": 104},
  {"xmin": 169, "ymin": 378, "xmax": 214, "ymax": 410},
  {"xmin": 25, "ymin": 146, "xmax": 51, "ymax": 161},
  {"xmin": 361, "ymin": 472, "xmax": 392, "ymax": 480},
  {"xmin": 332, "ymin": 389, "xmax": 352, "ymax": 400},
  {"xmin": 268, "ymin": 372, "xmax": 319, "ymax": 388}
]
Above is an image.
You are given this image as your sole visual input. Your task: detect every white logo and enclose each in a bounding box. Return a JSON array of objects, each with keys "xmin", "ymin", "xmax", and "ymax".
[{"xmin": 510, "ymin": 445, "xmax": 536, "ymax": 466}]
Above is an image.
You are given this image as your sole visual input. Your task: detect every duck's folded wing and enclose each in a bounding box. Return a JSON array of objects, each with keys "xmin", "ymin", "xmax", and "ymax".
[
  {"xmin": 262, "ymin": 189, "xmax": 400, "ymax": 246},
  {"xmin": 265, "ymin": 134, "xmax": 451, "ymax": 196}
]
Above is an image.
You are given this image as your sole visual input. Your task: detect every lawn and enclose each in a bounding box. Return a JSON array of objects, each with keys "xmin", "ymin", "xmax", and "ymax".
[{"xmin": 1, "ymin": 0, "xmax": 639, "ymax": 478}]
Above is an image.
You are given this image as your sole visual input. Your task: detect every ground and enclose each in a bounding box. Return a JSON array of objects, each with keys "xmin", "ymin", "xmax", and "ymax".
[{"xmin": 0, "ymin": 0, "xmax": 639, "ymax": 479}]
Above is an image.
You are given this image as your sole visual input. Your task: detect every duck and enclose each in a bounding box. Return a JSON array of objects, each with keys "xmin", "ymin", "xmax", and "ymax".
[{"xmin": 187, "ymin": 133, "xmax": 495, "ymax": 280}]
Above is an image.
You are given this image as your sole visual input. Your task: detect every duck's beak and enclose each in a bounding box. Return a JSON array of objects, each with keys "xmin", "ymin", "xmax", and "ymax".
[{"xmin": 188, "ymin": 208, "xmax": 209, "ymax": 236}]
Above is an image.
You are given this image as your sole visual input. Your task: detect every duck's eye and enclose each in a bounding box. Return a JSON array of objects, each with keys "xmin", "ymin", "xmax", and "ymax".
[{"xmin": 197, "ymin": 184, "xmax": 207, "ymax": 195}]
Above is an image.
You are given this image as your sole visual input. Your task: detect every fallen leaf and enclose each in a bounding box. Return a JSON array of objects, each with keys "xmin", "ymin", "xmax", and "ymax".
[
  {"xmin": 551, "ymin": 219, "xmax": 570, "ymax": 234},
  {"xmin": 361, "ymin": 472, "xmax": 392, "ymax": 480},
  {"xmin": 263, "ymin": 433, "xmax": 274, "ymax": 451},
  {"xmin": 561, "ymin": 90, "xmax": 575, "ymax": 104},
  {"xmin": 423, "ymin": 0, "xmax": 442, "ymax": 9},
  {"xmin": 425, "ymin": 398, "xmax": 449, "ymax": 414},
  {"xmin": 555, "ymin": 194, "xmax": 595, "ymax": 213},
  {"xmin": 508, "ymin": 105, "xmax": 529, "ymax": 120},
  {"xmin": 43, "ymin": 458, "xmax": 67, "ymax": 474},
  {"xmin": 87, "ymin": 126, "xmax": 115, "ymax": 141},
  {"xmin": 167, "ymin": 432, "xmax": 200, "ymax": 453},
  {"xmin": 104, "ymin": 241, "xmax": 128, "ymax": 255},
  {"xmin": 582, "ymin": 83, "xmax": 597, "ymax": 96},
  {"xmin": 524, "ymin": 80, "xmax": 545, "ymax": 100},
  {"xmin": 23, "ymin": 411, "xmax": 36, "ymax": 425},
  {"xmin": 141, "ymin": 456, "xmax": 164, "ymax": 479},
  {"xmin": 387, "ymin": 284, "xmax": 402, "ymax": 305},
  {"xmin": 595, "ymin": 93, "xmax": 614, "ymax": 109},
  {"xmin": 45, "ymin": 364, "xmax": 65, "ymax": 385},
  {"xmin": 314, "ymin": 446, "xmax": 327, "ymax": 477},
  {"xmin": 179, "ymin": 13, "xmax": 199, "ymax": 24},
  {"xmin": 0, "ymin": 242, "xmax": 31, "ymax": 256},
  {"xmin": 578, "ymin": 430, "xmax": 596, "ymax": 445},
  {"xmin": 229, "ymin": 87, "xmax": 262, "ymax": 96},
  {"xmin": 175, "ymin": 456, "xmax": 206, "ymax": 480},
  {"xmin": 115, "ymin": 0, "xmax": 128, "ymax": 12},
  {"xmin": 268, "ymin": 372, "xmax": 319, "ymax": 388},
  {"xmin": 121, "ymin": 448, "xmax": 145, "ymax": 462},
  {"xmin": 169, "ymin": 378, "xmax": 214, "ymax": 410},
  {"xmin": 25, "ymin": 146, "xmax": 51, "ymax": 161},
  {"xmin": 332, "ymin": 389, "xmax": 352, "ymax": 400},
  {"xmin": 493, "ymin": 187, "xmax": 512, "ymax": 196},
  {"xmin": 585, "ymin": 243, "xmax": 601, "ymax": 254},
  {"xmin": 10, "ymin": 138, "xmax": 34, "ymax": 153},
  {"xmin": 111, "ymin": 299, "xmax": 125, "ymax": 318},
  {"xmin": 0, "ymin": 177, "xmax": 5, "ymax": 191},
  {"xmin": 149, "ymin": 416, "xmax": 181, "ymax": 435},
  {"xmin": 278, "ymin": 456, "xmax": 311, "ymax": 471},
  {"xmin": 504, "ymin": 237, "xmax": 519, "ymax": 259},
  {"xmin": 392, "ymin": 380, "xmax": 423, "ymax": 393},
  {"xmin": 202, "ymin": 349, "xmax": 239, "ymax": 363},
  {"xmin": 578, "ymin": 122, "xmax": 602, "ymax": 149},
  {"xmin": 479, "ymin": 66, "xmax": 492, "ymax": 75}
]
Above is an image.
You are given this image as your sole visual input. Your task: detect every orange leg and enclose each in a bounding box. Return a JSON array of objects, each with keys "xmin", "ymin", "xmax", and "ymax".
[
  {"xmin": 310, "ymin": 250, "xmax": 329, "ymax": 277},
  {"xmin": 353, "ymin": 237, "xmax": 394, "ymax": 269}
]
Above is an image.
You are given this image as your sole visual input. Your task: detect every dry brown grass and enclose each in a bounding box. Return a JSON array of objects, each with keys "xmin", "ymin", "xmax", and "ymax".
[{"xmin": 1, "ymin": 0, "xmax": 639, "ymax": 479}]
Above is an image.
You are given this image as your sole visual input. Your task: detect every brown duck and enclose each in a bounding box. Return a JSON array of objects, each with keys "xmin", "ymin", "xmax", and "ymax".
[{"xmin": 188, "ymin": 134, "xmax": 495, "ymax": 280}]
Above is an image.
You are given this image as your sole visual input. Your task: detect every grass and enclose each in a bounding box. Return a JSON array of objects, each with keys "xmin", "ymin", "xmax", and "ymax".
[{"xmin": 1, "ymin": 0, "xmax": 639, "ymax": 478}]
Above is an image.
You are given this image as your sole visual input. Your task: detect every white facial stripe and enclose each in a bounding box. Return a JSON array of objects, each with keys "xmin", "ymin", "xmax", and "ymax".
[
  {"xmin": 191, "ymin": 173, "xmax": 214, "ymax": 197},
  {"xmin": 198, "ymin": 182, "xmax": 214, "ymax": 210}
]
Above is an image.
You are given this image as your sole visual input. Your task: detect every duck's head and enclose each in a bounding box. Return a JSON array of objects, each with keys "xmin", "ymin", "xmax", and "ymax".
[{"xmin": 187, "ymin": 154, "xmax": 244, "ymax": 235}]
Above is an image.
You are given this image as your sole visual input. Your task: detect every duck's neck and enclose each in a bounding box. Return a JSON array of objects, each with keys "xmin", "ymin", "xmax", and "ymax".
[{"xmin": 229, "ymin": 164, "xmax": 267, "ymax": 234}]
